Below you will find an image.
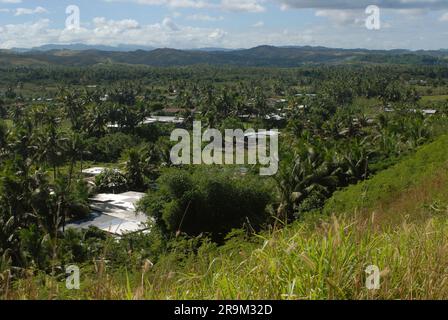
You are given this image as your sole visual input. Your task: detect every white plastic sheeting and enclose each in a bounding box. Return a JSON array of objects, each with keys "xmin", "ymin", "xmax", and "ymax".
[{"xmin": 66, "ymin": 191, "xmax": 150, "ymax": 236}]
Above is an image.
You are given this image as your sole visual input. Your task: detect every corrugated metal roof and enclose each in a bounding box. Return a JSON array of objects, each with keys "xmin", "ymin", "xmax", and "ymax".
[{"xmin": 66, "ymin": 191, "xmax": 149, "ymax": 236}]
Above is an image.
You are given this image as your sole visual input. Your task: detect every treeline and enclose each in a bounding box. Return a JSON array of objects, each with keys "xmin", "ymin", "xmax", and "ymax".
[{"xmin": 1, "ymin": 64, "xmax": 448, "ymax": 89}]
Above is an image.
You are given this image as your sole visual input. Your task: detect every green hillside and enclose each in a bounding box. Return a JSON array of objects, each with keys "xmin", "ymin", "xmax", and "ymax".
[
  {"xmin": 1, "ymin": 46, "xmax": 447, "ymax": 67},
  {"xmin": 324, "ymin": 134, "xmax": 448, "ymax": 218},
  {"xmin": 7, "ymin": 135, "xmax": 448, "ymax": 300}
]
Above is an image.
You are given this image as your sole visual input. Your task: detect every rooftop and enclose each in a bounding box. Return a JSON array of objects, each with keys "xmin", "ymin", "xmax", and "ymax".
[
  {"xmin": 82, "ymin": 167, "xmax": 121, "ymax": 177},
  {"xmin": 143, "ymin": 116, "xmax": 185, "ymax": 124},
  {"xmin": 66, "ymin": 191, "xmax": 149, "ymax": 236}
]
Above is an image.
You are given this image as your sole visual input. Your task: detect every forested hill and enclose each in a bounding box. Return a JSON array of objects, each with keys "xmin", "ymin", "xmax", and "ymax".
[{"xmin": 0, "ymin": 45, "xmax": 447, "ymax": 67}]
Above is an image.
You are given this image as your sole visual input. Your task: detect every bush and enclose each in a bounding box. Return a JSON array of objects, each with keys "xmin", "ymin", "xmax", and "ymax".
[
  {"xmin": 0, "ymin": 102, "xmax": 6, "ymax": 118},
  {"xmin": 139, "ymin": 167, "xmax": 273, "ymax": 242},
  {"xmin": 67, "ymin": 180, "xmax": 91, "ymax": 219},
  {"xmin": 85, "ymin": 133, "xmax": 140, "ymax": 162},
  {"xmin": 95, "ymin": 169, "xmax": 128, "ymax": 194},
  {"xmin": 19, "ymin": 225, "xmax": 52, "ymax": 270}
]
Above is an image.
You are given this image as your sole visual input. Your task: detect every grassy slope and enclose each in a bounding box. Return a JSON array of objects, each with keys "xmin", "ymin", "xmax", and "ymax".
[
  {"xmin": 324, "ymin": 135, "xmax": 448, "ymax": 219},
  {"xmin": 5, "ymin": 135, "xmax": 448, "ymax": 300},
  {"xmin": 421, "ymin": 95, "xmax": 448, "ymax": 103}
]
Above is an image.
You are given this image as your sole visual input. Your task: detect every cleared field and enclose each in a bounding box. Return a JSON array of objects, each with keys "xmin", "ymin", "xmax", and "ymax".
[{"xmin": 421, "ymin": 95, "xmax": 448, "ymax": 103}]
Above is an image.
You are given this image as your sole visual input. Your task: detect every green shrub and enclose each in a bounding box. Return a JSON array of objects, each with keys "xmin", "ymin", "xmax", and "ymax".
[
  {"xmin": 140, "ymin": 167, "xmax": 273, "ymax": 242},
  {"xmin": 19, "ymin": 225, "xmax": 52, "ymax": 270},
  {"xmin": 85, "ymin": 133, "xmax": 140, "ymax": 163},
  {"xmin": 67, "ymin": 180, "xmax": 91, "ymax": 219},
  {"xmin": 95, "ymin": 169, "xmax": 128, "ymax": 194}
]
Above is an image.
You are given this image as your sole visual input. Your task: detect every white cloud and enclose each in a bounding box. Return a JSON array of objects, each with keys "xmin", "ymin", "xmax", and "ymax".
[
  {"xmin": 1, "ymin": 1, "xmax": 448, "ymax": 51},
  {"xmin": 104, "ymin": 0, "xmax": 266, "ymax": 13},
  {"xmin": 162, "ymin": 17, "xmax": 180, "ymax": 31},
  {"xmin": 92, "ymin": 17, "xmax": 140, "ymax": 38},
  {"xmin": 0, "ymin": 17, "xmax": 231, "ymax": 49},
  {"xmin": 187, "ymin": 14, "xmax": 224, "ymax": 21},
  {"xmin": 164, "ymin": 0, "xmax": 210, "ymax": 8},
  {"xmin": 275, "ymin": 0, "xmax": 448, "ymax": 10},
  {"xmin": 396, "ymin": 8, "xmax": 428, "ymax": 16},
  {"xmin": 208, "ymin": 29, "xmax": 226, "ymax": 40},
  {"xmin": 104, "ymin": 0, "xmax": 210, "ymax": 9},
  {"xmin": 0, "ymin": 15, "xmax": 447, "ymax": 51},
  {"xmin": 440, "ymin": 12, "xmax": 448, "ymax": 22},
  {"xmin": 220, "ymin": 0, "xmax": 265, "ymax": 13},
  {"xmin": 0, "ymin": 19, "xmax": 59, "ymax": 49},
  {"xmin": 315, "ymin": 9, "xmax": 364, "ymax": 26},
  {"xmin": 15, "ymin": 6, "xmax": 48, "ymax": 16}
]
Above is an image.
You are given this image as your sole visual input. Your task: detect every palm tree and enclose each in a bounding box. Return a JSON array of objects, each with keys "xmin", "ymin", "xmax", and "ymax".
[
  {"xmin": 62, "ymin": 90, "xmax": 85, "ymax": 132},
  {"xmin": 34, "ymin": 114, "xmax": 66, "ymax": 181},
  {"xmin": 124, "ymin": 148, "xmax": 145, "ymax": 191},
  {"xmin": 65, "ymin": 132, "xmax": 85, "ymax": 190},
  {"xmin": 28, "ymin": 170, "xmax": 62, "ymax": 237},
  {"xmin": 8, "ymin": 119, "xmax": 35, "ymax": 166},
  {"xmin": 276, "ymin": 145, "xmax": 340, "ymax": 220},
  {"xmin": 85, "ymin": 104, "xmax": 107, "ymax": 136},
  {"xmin": 337, "ymin": 138, "xmax": 372, "ymax": 183},
  {"xmin": 0, "ymin": 159, "xmax": 34, "ymax": 266},
  {"xmin": 8, "ymin": 104, "xmax": 24, "ymax": 125},
  {"xmin": 254, "ymin": 88, "xmax": 269, "ymax": 119},
  {"xmin": 0, "ymin": 121, "xmax": 8, "ymax": 159}
]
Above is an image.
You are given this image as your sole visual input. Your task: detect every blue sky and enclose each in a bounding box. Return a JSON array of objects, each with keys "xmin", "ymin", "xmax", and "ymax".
[{"xmin": 0, "ymin": 0, "xmax": 447, "ymax": 50}]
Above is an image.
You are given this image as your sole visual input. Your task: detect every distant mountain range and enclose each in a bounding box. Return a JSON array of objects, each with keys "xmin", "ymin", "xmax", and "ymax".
[
  {"xmin": 11, "ymin": 44, "xmax": 157, "ymax": 53},
  {"xmin": 11, "ymin": 44, "xmax": 240, "ymax": 53},
  {"xmin": 1, "ymin": 45, "xmax": 448, "ymax": 67}
]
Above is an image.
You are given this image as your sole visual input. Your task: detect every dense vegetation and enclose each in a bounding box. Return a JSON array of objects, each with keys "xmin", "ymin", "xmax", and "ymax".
[
  {"xmin": 6, "ymin": 134, "xmax": 448, "ymax": 299},
  {"xmin": 1, "ymin": 59, "xmax": 448, "ymax": 299},
  {"xmin": 140, "ymin": 168, "xmax": 273, "ymax": 242}
]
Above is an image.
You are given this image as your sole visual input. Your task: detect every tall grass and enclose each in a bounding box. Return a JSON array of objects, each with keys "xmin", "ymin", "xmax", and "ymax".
[
  {"xmin": 3, "ymin": 136, "xmax": 448, "ymax": 300},
  {"xmin": 6, "ymin": 208, "xmax": 448, "ymax": 300}
]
